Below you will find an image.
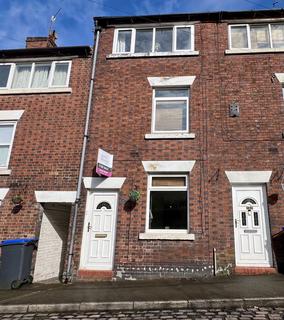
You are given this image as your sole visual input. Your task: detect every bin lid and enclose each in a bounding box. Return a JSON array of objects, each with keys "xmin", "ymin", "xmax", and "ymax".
[{"xmin": 0, "ymin": 238, "xmax": 38, "ymax": 246}]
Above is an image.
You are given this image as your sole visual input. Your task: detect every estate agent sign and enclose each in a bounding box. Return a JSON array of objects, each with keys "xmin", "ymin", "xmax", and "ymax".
[{"xmin": 96, "ymin": 148, "xmax": 113, "ymax": 177}]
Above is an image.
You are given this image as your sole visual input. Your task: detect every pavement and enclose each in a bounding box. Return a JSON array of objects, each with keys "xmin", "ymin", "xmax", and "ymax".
[{"xmin": 0, "ymin": 275, "xmax": 284, "ymax": 313}]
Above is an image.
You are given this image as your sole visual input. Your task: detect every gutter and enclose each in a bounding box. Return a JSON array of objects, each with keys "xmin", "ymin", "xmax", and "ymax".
[{"xmin": 63, "ymin": 25, "xmax": 101, "ymax": 283}]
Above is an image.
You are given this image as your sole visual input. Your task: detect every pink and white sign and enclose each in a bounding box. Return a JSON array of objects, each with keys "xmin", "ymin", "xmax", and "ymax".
[{"xmin": 96, "ymin": 148, "xmax": 113, "ymax": 177}]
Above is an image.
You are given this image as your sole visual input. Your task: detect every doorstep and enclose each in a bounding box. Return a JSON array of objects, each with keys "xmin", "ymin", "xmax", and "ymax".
[
  {"xmin": 234, "ymin": 267, "xmax": 277, "ymax": 275},
  {"xmin": 77, "ymin": 270, "xmax": 113, "ymax": 281}
]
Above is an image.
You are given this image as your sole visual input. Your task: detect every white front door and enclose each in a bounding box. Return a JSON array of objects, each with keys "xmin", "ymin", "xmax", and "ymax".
[
  {"xmin": 232, "ymin": 185, "xmax": 272, "ymax": 267},
  {"xmin": 80, "ymin": 192, "xmax": 118, "ymax": 270}
]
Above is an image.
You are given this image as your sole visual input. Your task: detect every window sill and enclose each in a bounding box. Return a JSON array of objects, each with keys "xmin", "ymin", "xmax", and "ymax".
[
  {"xmin": 0, "ymin": 87, "xmax": 72, "ymax": 95},
  {"xmin": 225, "ymin": 48, "xmax": 284, "ymax": 55},
  {"xmin": 145, "ymin": 133, "xmax": 196, "ymax": 140},
  {"xmin": 139, "ymin": 232, "xmax": 195, "ymax": 240},
  {"xmin": 0, "ymin": 169, "xmax": 11, "ymax": 176},
  {"xmin": 107, "ymin": 51, "xmax": 199, "ymax": 59}
]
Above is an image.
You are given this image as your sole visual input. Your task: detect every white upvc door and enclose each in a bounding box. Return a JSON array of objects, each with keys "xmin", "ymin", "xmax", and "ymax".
[
  {"xmin": 232, "ymin": 185, "xmax": 273, "ymax": 267},
  {"xmin": 80, "ymin": 192, "xmax": 118, "ymax": 270}
]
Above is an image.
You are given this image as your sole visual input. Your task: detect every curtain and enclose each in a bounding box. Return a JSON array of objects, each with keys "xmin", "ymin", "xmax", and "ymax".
[
  {"xmin": 231, "ymin": 26, "xmax": 248, "ymax": 48},
  {"xmin": 52, "ymin": 63, "xmax": 68, "ymax": 86},
  {"xmin": 31, "ymin": 65, "xmax": 51, "ymax": 88},
  {"xmin": 0, "ymin": 125, "xmax": 14, "ymax": 166},
  {"xmin": 12, "ymin": 65, "xmax": 31, "ymax": 88},
  {"xmin": 117, "ymin": 30, "xmax": 131, "ymax": 52},
  {"xmin": 251, "ymin": 25, "xmax": 270, "ymax": 49},
  {"xmin": 271, "ymin": 24, "xmax": 284, "ymax": 48}
]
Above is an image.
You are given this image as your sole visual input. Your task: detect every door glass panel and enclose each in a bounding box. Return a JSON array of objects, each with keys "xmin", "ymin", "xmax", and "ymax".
[
  {"xmin": 96, "ymin": 202, "xmax": 111, "ymax": 210},
  {"xmin": 241, "ymin": 211, "xmax": 247, "ymax": 226},
  {"xmin": 241, "ymin": 198, "xmax": 257, "ymax": 205},
  {"xmin": 253, "ymin": 211, "xmax": 259, "ymax": 226}
]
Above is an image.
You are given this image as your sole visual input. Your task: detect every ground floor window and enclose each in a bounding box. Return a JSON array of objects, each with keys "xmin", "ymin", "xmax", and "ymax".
[{"xmin": 147, "ymin": 175, "xmax": 188, "ymax": 231}]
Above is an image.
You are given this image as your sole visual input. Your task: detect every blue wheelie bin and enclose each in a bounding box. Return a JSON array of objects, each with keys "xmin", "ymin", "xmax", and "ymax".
[{"xmin": 0, "ymin": 238, "xmax": 38, "ymax": 289}]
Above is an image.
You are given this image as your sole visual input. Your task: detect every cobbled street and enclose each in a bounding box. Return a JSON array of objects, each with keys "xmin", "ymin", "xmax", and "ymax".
[{"xmin": 0, "ymin": 308, "xmax": 283, "ymax": 320}]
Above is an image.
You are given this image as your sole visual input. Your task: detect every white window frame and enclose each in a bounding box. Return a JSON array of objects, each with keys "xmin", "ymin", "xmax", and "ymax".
[
  {"xmin": 173, "ymin": 25, "xmax": 195, "ymax": 52},
  {"xmin": 146, "ymin": 174, "xmax": 189, "ymax": 234},
  {"xmin": 0, "ymin": 61, "xmax": 72, "ymax": 90},
  {"xmin": 0, "ymin": 121, "xmax": 17, "ymax": 169},
  {"xmin": 113, "ymin": 25, "xmax": 195, "ymax": 54},
  {"xmin": 151, "ymin": 87, "xmax": 189, "ymax": 134},
  {"xmin": 50, "ymin": 61, "xmax": 72, "ymax": 88},
  {"xmin": 229, "ymin": 23, "xmax": 284, "ymax": 50}
]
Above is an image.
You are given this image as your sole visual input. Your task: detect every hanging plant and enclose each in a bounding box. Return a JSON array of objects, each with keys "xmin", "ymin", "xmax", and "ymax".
[
  {"xmin": 129, "ymin": 190, "xmax": 140, "ymax": 202},
  {"xmin": 12, "ymin": 195, "xmax": 23, "ymax": 205}
]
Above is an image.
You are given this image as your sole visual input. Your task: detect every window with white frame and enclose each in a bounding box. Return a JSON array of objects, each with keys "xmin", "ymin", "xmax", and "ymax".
[
  {"xmin": 229, "ymin": 23, "xmax": 284, "ymax": 50},
  {"xmin": 152, "ymin": 88, "xmax": 189, "ymax": 133},
  {"xmin": 0, "ymin": 61, "xmax": 71, "ymax": 90},
  {"xmin": 0, "ymin": 122, "xmax": 16, "ymax": 168},
  {"xmin": 114, "ymin": 26, "xmax": 194, "ymax": 54},
  {"xmin": 147, "ymin": 175, "xmax": 188, "ymax": 231}
]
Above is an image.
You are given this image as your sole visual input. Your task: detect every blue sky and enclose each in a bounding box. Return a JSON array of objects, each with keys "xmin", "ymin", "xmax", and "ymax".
[{"xmin": 0, "ymin": 0, "xmax": 283, "ymax": 49}]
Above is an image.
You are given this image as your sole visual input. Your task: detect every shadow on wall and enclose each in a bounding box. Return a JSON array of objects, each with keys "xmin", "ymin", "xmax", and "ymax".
[{"xmin": 272, "ymin": 230, "xmax": 284, "ymax": 274}]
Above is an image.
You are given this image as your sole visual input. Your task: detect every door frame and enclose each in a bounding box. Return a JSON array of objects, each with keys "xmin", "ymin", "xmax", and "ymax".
[
  {"xmin": 232, "ymin": 184, "xmax": 273, "ymax": 267},
  {"xmin": 79, "ymin": 191, "xmax": 119, "ymax": 270}
]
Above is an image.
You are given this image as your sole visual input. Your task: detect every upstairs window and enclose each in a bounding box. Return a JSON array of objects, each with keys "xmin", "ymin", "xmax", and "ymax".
[
  {"xmin": 0, "ymin": 61, "xmax": 71, "ymax": 90},
  {"xmin": 229, "ymin": 23, "xmax": 284, "ymax": 50},
  {"xmin": 152, "ymin": 88, "xmax": 189, "ymax": 133},
  {"xmin": 114, "ymin": 25, "xmax": 194, "ymax": 54},
  {"xmin": 0, "ymin": 123, "xmax": 16, "ymax": 168}
]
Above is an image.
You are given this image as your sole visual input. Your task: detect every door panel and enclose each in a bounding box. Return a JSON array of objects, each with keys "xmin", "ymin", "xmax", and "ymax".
[
  {"xmin": 232, "ymin": 185, "xmax": 272, "ymax": 267},
  {"xmin": 81, "ymin": 193, "xmax": 118, "ymax": 270}
]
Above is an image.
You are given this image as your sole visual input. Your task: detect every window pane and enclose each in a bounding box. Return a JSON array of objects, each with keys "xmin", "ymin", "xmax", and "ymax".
[
  {"xmin": 149, "ymin": 191, "xmax": 187, "ymax": 229},
  {"xmin": 155, "ymin": 101, "xmax": 187, "ymax": 131},
  {"xmin": 0, "ymin": 65, "xmax": 11, "ymax": 87},
  {"xmin": 116, "ymin": 30, "xmax": 131, "ymax": 52},
  {"xmin": 155, "ymin": 88, "xmax": 188, "ymax": 97},
  {"xmin": 135, "ymin": 29, "xmax": 153, "ymax": 53},
  {"xmin": 52, "ymin": 63, "xmax": 69, "ymax": 86},
  {"xmin": 152, "ymin": 177, "xmax": 186, "ymax": 187},
  {"xmin": 0, "ymin": 146, "xmax": 9, "ymax": 167},
  {"xmin": 0, "ymin": 125, "xmax": 14, "ymax": 144},
  {"xmin": 176, "ymin": 27, "xmax": 191, "ymax": 50},
  {"xmin": 231, "ymin": 26, "xmax": 248, "ymax": 48},
  {"xmin": 12, "ymin": 65, "xmax": 31, "ymax": 88},
  {"xmin": 155, "ymin": 28, "xmax": 172, "ymax": 52},
  {"xmin": 31, "ymin": 64, "xmax": 51, "ymax": 88},
  {"xmin": 271, "ymin": 24, "xmax": 284, "ymax": 48},
  {"xmin": 250, "ymin": 25, "xmax": 270, "ymax": 49}
]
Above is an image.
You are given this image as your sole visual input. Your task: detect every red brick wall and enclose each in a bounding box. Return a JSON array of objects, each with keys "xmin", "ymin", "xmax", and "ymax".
[
  {"xmin": 0, "ymin": 55, "xmax": 91, "ymax": 241},
  {"xmin": 73, "ymin": 21, "xmax": 284, "ymax": 278}
]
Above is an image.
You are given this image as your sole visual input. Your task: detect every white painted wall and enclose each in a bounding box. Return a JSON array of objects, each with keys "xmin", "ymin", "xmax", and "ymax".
[{"xmin": 33, "ymin": 204, "xmax": 71, "ymax": 282}]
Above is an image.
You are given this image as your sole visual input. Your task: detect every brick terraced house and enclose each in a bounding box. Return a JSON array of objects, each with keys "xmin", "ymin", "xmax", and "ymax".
[
  {"xmin": 75, "ymin": 9, "xmax": 284, "ymax": 280},
  {"xmin": 0, "ymin": 33, "xmax": 92, "ymax": 282},
  {"xmin": 1, "ymin": 9, "xmax": 284, "ymax": 283}
]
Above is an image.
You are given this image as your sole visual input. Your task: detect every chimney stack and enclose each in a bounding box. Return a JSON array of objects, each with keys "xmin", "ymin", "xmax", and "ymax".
[{"xmin": 26, "ymin": 31, "xmax": 57, "ymax": 49}]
